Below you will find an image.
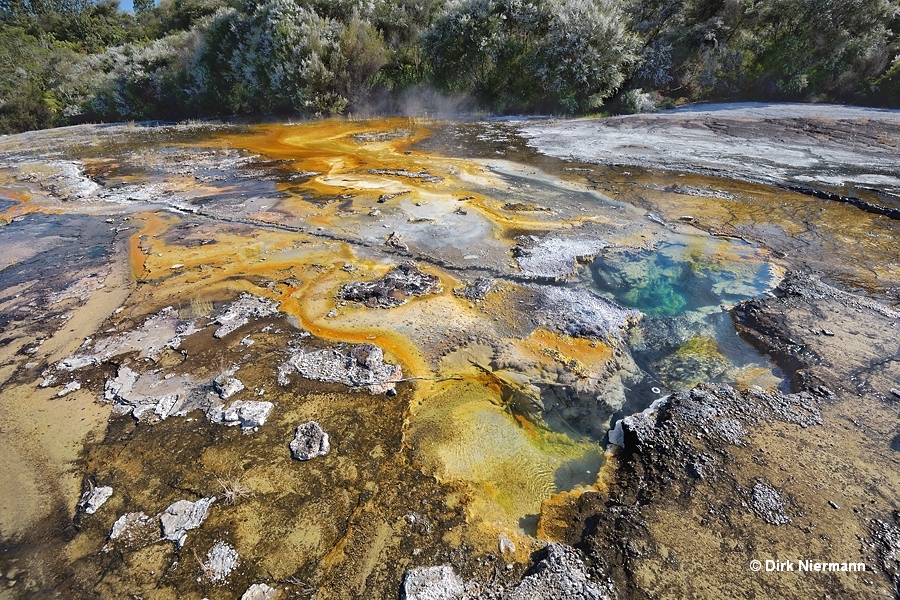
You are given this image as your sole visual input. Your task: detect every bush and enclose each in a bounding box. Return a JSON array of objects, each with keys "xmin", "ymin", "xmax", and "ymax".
[
  {"xmin": 626, "ymin": 0, "xmax": 900, "ymax": 104},
  {"xmin": 425, "ymin": 0, "xmax": 639, "ymax": 114},
  {"xmin": 59, "ymin": 31, "xmax": 199, "ymax": 121},
  {"xmin": 0, "ymin": 27, "xmax": 78, "ymax": 133}
]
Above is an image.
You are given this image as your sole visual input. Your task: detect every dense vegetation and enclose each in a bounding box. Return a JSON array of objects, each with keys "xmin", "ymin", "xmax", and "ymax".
[{"xmin": 1, "ymin": 0, "xmax": 898, "ymax": 132}]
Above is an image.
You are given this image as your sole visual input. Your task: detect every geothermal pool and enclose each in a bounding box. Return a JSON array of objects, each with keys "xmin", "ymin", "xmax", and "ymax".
[{"xmin": 1, "ymin": 110, "xmax": 898, "ymax": 598}]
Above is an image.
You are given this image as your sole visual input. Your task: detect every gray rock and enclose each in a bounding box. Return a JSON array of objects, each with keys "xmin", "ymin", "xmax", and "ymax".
[
  {"xmin": 369, "ymin": 168, "xmax": 442, "ymax": 183},
  {"xmin": 870, "ymin": 517, "xmax": 900, "ymax": 593},
  {"xmin": 78, "ymin": 485, "xmax": 112, "ymax": 515},
  {"xmin": 530, "ymin": 285, "xmax": 640, "ymax": 341},
  {"xmin": 400, "ymin": 565, "xmax": 464, "ymax": 600},
  {"xmin": 453, "ymin": 277, "xmax": 494, "ymax": 303},
  {"xmin": 201, "ymin": 541, "xmax": 239, "ymax": 584},
  {"xmin": 160, "ymin": 497, "xmax": 215, "ymax": 546},
  {"xmin": 208, "ymin": 400, "xmax": 274, "ymax": 432},
  {"xmin": 338, "ymin": 261, "xmax": 442, "ymax": 308},
  {"xmin": 290, "ymin": 422, "xmax": 330, "ymax": 461},
  {"xmin": 501, "ymin": 544, "xmax": 614, "ymax": 600},
  {"xmin": 215, "ymin": 375, "xmax": 245, "ymax": 400},
  {"xmin": 241, "ymin": 583, "xmax": 281, "ymax": 600},
  {"xmin": 214, "ymin": 294, "xmax": 279, "ymax": 339},
  {"xmin": 282, "ymin": 342, "xmax": 403, "ymax": 395},
  {"xmin": 386, "ymin": 231, "xmax": 409, "ymax": 251},
  {"xmin": 514, "ymin": 237, "xmax": 608, "ymax": 281}
]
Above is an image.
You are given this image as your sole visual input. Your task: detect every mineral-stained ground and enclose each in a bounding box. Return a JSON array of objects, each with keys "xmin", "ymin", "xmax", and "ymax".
[{"xmin": 0, "ymin": 104, "xmax": 898, "ymax": 599}]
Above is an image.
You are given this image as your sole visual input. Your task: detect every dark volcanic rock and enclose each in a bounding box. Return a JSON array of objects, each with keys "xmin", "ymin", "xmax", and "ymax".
[
  {"xmin": 617, "ymin": 385, "xmax": 821, "ymax": 461},
  {"xmin": 539, "ymin": 383, "xmax": 824, "ymax": 595},
  {"xmin": 870, "ymin": 515, "xmax": 900, "ymax": 594},
  {"xmin": 339, "ymin": 261, "xmax": 442, "ymax": 308}
]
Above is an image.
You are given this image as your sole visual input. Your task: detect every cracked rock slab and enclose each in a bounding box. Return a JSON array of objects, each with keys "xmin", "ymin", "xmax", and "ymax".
[{"xmin": 103, "ymin": 365, "xmax": 191, "ymax": 422}]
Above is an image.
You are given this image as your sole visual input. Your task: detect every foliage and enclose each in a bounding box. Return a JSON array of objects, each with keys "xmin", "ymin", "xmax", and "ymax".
[
  {"xmin": 1, "ymin": 0, "xmax": 899, "ymax": 132},
  {"xmin": 425, "ymin": 0, "xmax": 640, "ymax": 113},
  {"xmin": 0, "ymin": 26, "xmax": 79, "ymax": 132},
  {"xmin": 625, "ymin": 0, "xmax": 900, "ymax": 103}
]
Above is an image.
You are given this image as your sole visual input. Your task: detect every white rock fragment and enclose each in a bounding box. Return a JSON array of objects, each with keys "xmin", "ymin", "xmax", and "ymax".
[
  {"xmin": 160, "ymin": 497, "xmax": 215, "ymax": 546},
  {"xmin": 78, "ymin": 485, "xmax": 113, "ymax": 515},
  {"xmin": 215, "ymin": 375, "xmax": 244, "ymax": 400},
  {"xmin": 104, "ymin": 365, "xmax": 139, "ymax": 403},
  {"xmin": 57, "ymin": 381, "xmax": 81, "ymax": 397},
  {"xmin": 290, "ymin": 421, "xmax": 330, "ymax": 461},
  {"xmin": 241, "ymin": 583, "xmax": 281, "ymax": 600},
  {"xmin": 400, "ymin": 566, "xmax": 464, "ymax": 600},
  {"xmin": 208, "ymin": 400, "xmax": 274, "ymax": 432},
  {"xmin": 201, "ymin": 541, "xmax": 240, "ymax": 584},
  {"xmin": 499, "ymin": 532, "xmax": 516, "ymax": 554},
  {"xmin": 109, "ymin": 512, "xmax": 147, "ymax": 540},
  {"xmin": 214, "ymin": 294, "xmax": 279, "ymax": 339},
  {"xmin": 283, "ymin": 343, "xmax": 402, "ymax": 395},
  {"xmin": 57, "ymin": 355, "xmax": 99, "ymax": 371}
]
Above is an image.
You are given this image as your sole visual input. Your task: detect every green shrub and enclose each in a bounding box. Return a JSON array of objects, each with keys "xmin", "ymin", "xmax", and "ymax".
[{"xmin": 425, "ymin": 0, "xmax": 639, "ymax": 114}]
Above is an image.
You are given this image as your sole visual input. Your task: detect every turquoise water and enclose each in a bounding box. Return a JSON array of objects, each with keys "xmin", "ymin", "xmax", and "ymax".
[
  {"xmin": 590, "ymin": 235, "xmax": 777, "ymax": 317},
  {"xmin": 588, "ymin": 233, "xmax": 783, "ymax": 397}
]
